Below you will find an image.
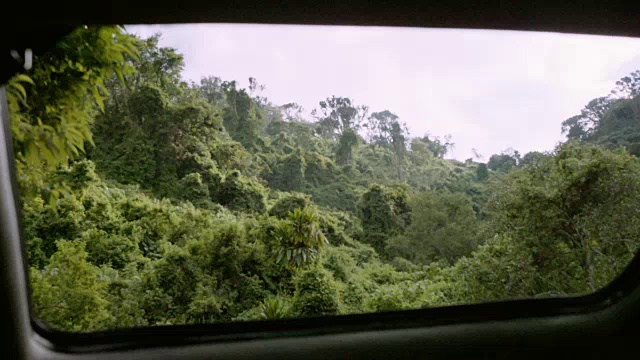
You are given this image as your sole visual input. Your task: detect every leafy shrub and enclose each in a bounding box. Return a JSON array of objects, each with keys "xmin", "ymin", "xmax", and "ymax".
[
  {"xmin": 177, "ymin": 172, "xmax": 210, "ymax": 204},
  {"xmin": 81, "ymin": 229, "xmax": 140, "ymax": 269},
  {"xmin": 268, "ymin": 193, "xmax": 311, "ymax": 219},
  {"xmin": 390, "ymin": 257, "xmax": 417, "ymax": 272},
  {"xmin": 366, "ymin": 285, "xmax": 407, "ymax": 312},
  {"xmin": 153, "ymin": 244, "xmax": 200, "ymax": 311},
  {"xmin": 338, "ymin": 278, "xmax": 368, "ymax": 313},
  {"xmin": 321, "ymin": 247, "xmax": 357, "ymax": 282},
  {"xmin": 292, "ymin": 268, "xmax": 340, "ymax": 316},
  {"xmin": 185, "ymin": 282, "xmax": 224, "ymax": 324},
  {"xmin": 258, "ymin": 296, "xmax": 293, "ymax": 320},
  {"xmin": 357, "ymin": 184, "xmax": 410, "ymax": 255},
  {"xmin": 30, "ymin": 241, "xmax": 111, "ymax": 332},
  {"xmin": 217, "ymin": 170, "xmax": 267, "ymax": 213},
  {"xmin": 57, "ymin": 159, "xmax": 100, "ymax": 190}
]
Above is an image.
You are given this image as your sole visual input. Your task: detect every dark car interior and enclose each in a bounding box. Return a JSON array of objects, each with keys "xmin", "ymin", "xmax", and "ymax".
[{"xmin": 3, "ymin": 1, "xmax": 640, "ymax": 359}]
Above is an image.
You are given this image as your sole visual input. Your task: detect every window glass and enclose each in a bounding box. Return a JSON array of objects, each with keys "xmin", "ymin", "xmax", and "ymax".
[{"xmin": 9, "ymin": 24, "xmax": 640, "ymax": 332}]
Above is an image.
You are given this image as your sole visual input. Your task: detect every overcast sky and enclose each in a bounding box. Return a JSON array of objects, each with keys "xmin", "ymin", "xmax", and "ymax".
[{"xmin": 128, "ymin": 24, "xmax": 640, "ymax": 160}]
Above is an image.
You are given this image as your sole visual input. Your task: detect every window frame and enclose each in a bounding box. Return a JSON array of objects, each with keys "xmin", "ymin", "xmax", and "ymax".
[{"xmin": 5, "ymin": 2, "xmax": 640, "ymax": 353}]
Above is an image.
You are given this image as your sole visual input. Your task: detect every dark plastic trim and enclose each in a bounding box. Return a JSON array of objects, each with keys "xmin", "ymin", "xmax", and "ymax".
[
  {"xmin": 4, "ymin": 0, "xmax": 640, "ymax": 38},
  {"xmin": 0, "ymin": 88, "xmax": 33, "ymax": 359}
]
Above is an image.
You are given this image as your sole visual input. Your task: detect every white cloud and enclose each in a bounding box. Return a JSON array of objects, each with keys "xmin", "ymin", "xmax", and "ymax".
[{"xmin": 126, "ymin": 24, "xmax": 640, "ymax": 160}]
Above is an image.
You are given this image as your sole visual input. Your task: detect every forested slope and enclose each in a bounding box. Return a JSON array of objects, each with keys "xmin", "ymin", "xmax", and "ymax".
[{"xmin": 8, "ymin": 27, "xmax": 640, "ymax": 332}]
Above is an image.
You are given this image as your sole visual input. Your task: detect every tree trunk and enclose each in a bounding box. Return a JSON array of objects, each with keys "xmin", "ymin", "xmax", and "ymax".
[
  {"xmin": 397, "ymin": 164, "xmax": 405, "ymax": 183},
  {"xmin": 583, "ymin": 235, "xmax": 596, "ymax": 292}
]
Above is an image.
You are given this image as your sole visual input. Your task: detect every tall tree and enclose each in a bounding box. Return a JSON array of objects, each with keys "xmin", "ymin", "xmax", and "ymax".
[
  {"xmin": 390, "ymin": 121, "xmax": 409, "ymax": 182},
  {"xmin": 476, "ymin": 163, "xmax": 489, "ymax": 181},
  {"xmin": 365, "ymin": 111, "xmax": 409, "ymax": 181},
  {"xmin": 414, "ymin": 134, "xmax": 454, "ymax": 159},
  {"xmin": 128, "ymin": 34, "xmax": 184, "ymax": 96},
  {"xmin": 387, "ymin": 191, "xmax": 479, "ymax": 264},
  {"xmin": 519, "ymin": 151, "xmax": 546, "ymax": 168},
  {"xmin": 489, "ymin": 142, "xmax": 640, "ymax": 292},
  {"xmin": 221, "ymin": 80, "xmax": 266, "ymax": 149},
  {"xmin": 312, "ymin": 96, "xmax": 368, "ymax": 141},
  {"xmin": 560, "ymin": 70, "xmax": 640, "ymax": 156},
  {"xmin": 487, "ymin": 149, "xmax": 520, "ymax": 172},
  {"xmin": 357, "ymin": 184, "xmax": 411, "ymax": 255},
  {"xmin": 335, "ymin": 128, "xmax": 359, "ymax": 165},
  {"xmin": 611, "ymin": 70, "xmax": 640, "ymax": 99},
  {"xmin": 91, "ymin": 34, "xmax": 230, "ymax": 198},
  {"xmin": 561, "ymin": 97, "xmax": 612, "ymax": 141},
  {"xmin": 472, "ymin": 148, "xmax": 484, "ymax": 162},
  {"xmin": 248, "ymin": 77, "xmax": 284, "ymax": 124},
  {"xmin": 281, "ymin": 102, "xmax": 305, "ymax": 122},
  {"xmin": 312, "ymin": 96, "xmax": 368, "ymax": 165},
  {"xmin": 199, "ymin": 76, "xmax": 227, "ymax": 107}
]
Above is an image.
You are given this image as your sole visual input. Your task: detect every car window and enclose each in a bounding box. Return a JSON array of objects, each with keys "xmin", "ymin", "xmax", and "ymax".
[{"xmin": 8, "ymin": 24, "xmax": 640, "ymax": 332}]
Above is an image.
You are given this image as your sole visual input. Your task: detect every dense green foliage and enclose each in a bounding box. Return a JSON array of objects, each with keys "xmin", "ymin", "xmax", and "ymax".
[{"xmin": 9, "ymin": 28, "xmax": 640, "ymax": 332}]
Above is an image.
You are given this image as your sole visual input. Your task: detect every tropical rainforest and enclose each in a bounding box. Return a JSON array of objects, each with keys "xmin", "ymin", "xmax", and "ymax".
[{"xmin": 7, "ymin": 26, "xmax": 640, "ymax": 332}]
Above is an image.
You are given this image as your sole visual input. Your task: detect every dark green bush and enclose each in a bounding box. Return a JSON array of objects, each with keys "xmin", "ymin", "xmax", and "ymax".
[
  {"xmin": 268, "ymin": 193, "xmax": 311, "ymax": 219},
  {"xmin": 292, "ymin": 268, "xmax": 340, "ymax": 316}
]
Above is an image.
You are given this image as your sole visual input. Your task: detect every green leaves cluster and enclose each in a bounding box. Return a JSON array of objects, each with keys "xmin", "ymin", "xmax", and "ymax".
[
  {"xmin": 357, "ymin": 184, "xmax": 410, "ymax": 254},
  {"xmin": 7, "ymin": 26, "xmax": 137, "ymax": 202},
  {"xmin": 271, "ymin": 208, "xmax": 329, "ymax": 269},
  {"xmin": 387, "ymin": 191, "xmax": 479, "ymax": 264}
]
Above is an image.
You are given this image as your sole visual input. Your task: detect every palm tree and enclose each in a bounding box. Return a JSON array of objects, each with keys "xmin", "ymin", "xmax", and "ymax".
[{"xmin": 272, "ymin": 208, "xmax": 328, "ymax": 269}]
